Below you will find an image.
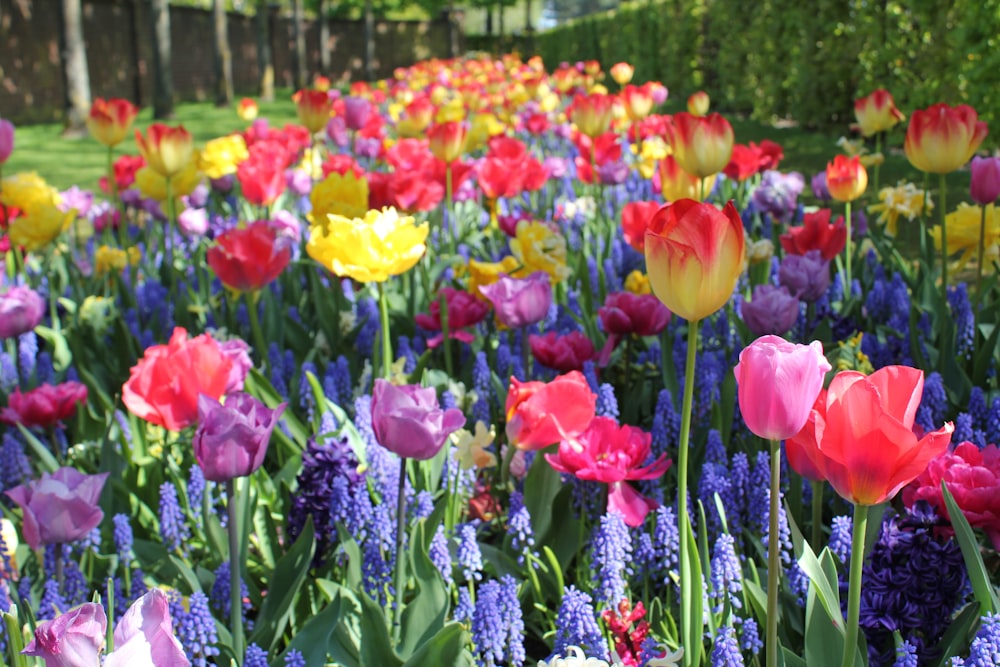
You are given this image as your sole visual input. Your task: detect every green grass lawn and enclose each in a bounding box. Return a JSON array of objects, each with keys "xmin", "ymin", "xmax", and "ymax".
[
  {"xmin": 5, "ymin": 92, "xmax": 971, "ymax": 216},
  {"xmin": 5, "ymin": 93, "xmax": 300, "ymax": 192}
]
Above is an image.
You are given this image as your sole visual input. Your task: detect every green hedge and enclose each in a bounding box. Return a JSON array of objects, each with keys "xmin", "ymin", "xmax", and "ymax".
[{"xmin": 524, "ymin": 0, "xmax": 1000, "ymax": 143}]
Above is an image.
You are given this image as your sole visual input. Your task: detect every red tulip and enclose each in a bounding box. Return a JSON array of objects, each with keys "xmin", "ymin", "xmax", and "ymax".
[
  {"xmin": 237, "ymin": 153, "xmax": 287, "ymax": 207},
  {"xmin": 122, "ymin": 328, "xmax": 233, "ymax": 432},
  {"xmin": 293, "ymin": 88, "xmax": 333, "ymax": 134},
  {"xmin": 427, "ymin": 121, "xmax": 468, "ymax": 164},
  {"xmin": 569, "ymin": 92, "xmax": 614, "ymax": 138},
  {"xmin": 87, "ymin": 98, "xmax": 138, "ymax": 147},
  {"xmin": 825, "ymin": 155, "xmax": 868, "ymax": 203},
  {"xmin": 505, "ymin": 371, "xmax": 596, "ymax": 451},
  {"xmin": 620, "ymin": 201, "xmax": 661, "ymax": 253},
  {"xmin": 207, "ymin": 221, "xmax": 292, "ymax": 293},
  {"xmin": 135, "ymin": 123, "xmax": 193, "ymax": 177},
  {"xmin": 621, "ymin": 84, "xmax": 655, "ymax": 122},
  {"xmin": 779, "ymin": 208, "xmax": 848, "ymax": 261},
  {"xmin": 0, "ymin": 382, "xmax": 88, "ymax": 428},
  {"xmin": 786, "ymin": 366, "xmax": 954, "ymax": 506},
  {"xmin": 667, "ymin": 112, "xmax": 734, "ymax": 178}
]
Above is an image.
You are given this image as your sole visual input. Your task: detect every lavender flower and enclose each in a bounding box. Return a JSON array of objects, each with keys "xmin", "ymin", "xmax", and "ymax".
[
  {"xmin": 710, "ymin": 534, "xmax": 742, "ymax": 611},
  {"xmin": 710, "ymin": 626, "xmax": 745, "ymax": 666},
  {"xmin": 591, "ymin": 512, "xmax": 632, "ymax": 608},
  {"xmin": 173, "ymin": 591, "xmax": 220, "ymax": 666},
  {"xmin": 245, "ymin": 644, "xmax": 269, "ymax": 667},
  {"xmin": 457, "ymin": 523, "xmax": 484, "ymax": 582},
  {"xmin": 159, "ymin": 481, "xmax": 189, "ymax": 552},
  {"xmin": 429, "ymin": 524, "xmax": 453, "ymax": 587},
  {"xmin": 471, "ymin": 576, "xmax": 525, "ymax": 667},
  {"xmin": 551, "ymin": 586, "xmax": 608, "ymax": 661},
  {"xmin": 828, "ymin": 515, "xmax": 853, "ymax": 565}
]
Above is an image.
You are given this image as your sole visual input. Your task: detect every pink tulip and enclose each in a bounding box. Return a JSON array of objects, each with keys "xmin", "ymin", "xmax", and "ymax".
[
  {"xmin": 23, "ymin": 602, "xmax": 106, "ymax": 666},
  {"xmin": 0, "ymin": 119, "xmax": 14, "ymax": 164},
  {"xmin": 529, "ymin": 331, "xmax": 595, "ymax": 373},
  {"xmin": 546, "ymin": 416, "xmax": 671, "ymax": 526},
  {"xmin": 734, "ymin": 336, "xmax": 831, "ymax": 441},
  {"xmin": 193, "ymin": 393, "xmax": 286, "ymax": 482},
  {"xmin": 0, "ymin": 285, "xmax": 45, "ymax": 340},
  {"xmin": 105, "ymin": 589, "xmax": 190, "ymax": 667},
  {"xmin": 5, "ymin": 467, "xmax": 109, "ymax": 549},
  {"xmin": 970, "ymin": 155, "xmax": 1000, "ymax": 205}
]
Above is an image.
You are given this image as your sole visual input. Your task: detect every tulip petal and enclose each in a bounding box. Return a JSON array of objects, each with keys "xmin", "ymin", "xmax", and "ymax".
[{"xmin": 607, "ymin": 481, "xmax": 658, "ymax": 527}]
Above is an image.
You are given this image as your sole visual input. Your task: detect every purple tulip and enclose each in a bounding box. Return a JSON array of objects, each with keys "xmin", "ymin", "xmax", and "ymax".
[
  {"xmin": 193, "ymin": 393, "xmax": 286, "ymax": 482},
  {"xmin": 741, "ymin": 284, "xmax": 801, "ymax": 336},
  {"xmin": 0, "ymin": 285, "xmax": 45, "ymax": 339},
  {"xmin": 23, "ymin": 601, "xmax": 106, "ymax": 666},
  {"xmin": 286, "ymin": 168, "xmax": 313, "ymax": 197},
  {"xmin": 325, "ymin": 117, "xmax": 349, "ymax": 148},
  {"xmin": 371, "ymin": 379, "xmax": 466, "ymax": 460},
  {"xmin": 343, "ymin": 96, "xmax": 372, "ymax": 131},
  {"xmin": 752, "ymin": 170, "xmax": 805, "ymax": 223},
  {"xmin": 970, "ymin": 156, "xmax": 1000, "ymax": 205},
  {"xmin": 355, "ymin": 136, "xmax": 382, "ymax": 159},
  {"xmin": 58, "ymin": 186, "xmax": 94, "ymax": 217},
  {"xmin": 0, "ymin": 119, "xmax": 14, "ymax": 164},
  {"xmin": 779, "ymin": 250, "xmax": 831, "ymax": 303},
  {"xmin": 105, "ymin": 589, "xmax": 190, "ymax": 667},
  {"xmin": 478, "ymin": 271, "xmax": 553, "ymax": 329},
  {"xmin": 811, "ymin": 171, "xmax": 831, "ymax": 202},
  {"xmin": 177, "ymin": 206, "xmax": 209, "ymax": 236},
  {"xmin": 218, "ymin": 339, "xmax": 253, "ymax": 394},
  {"xmin": 5, "ymin": 467, "xmax": 109, "ymax": 550},
  {"xmin": 210, "ymin": 174, "xmax": 236, "ymax": 193},
  {"xmin": 597, "ymin": 160, "xmax": 630, "ymax": 185}
]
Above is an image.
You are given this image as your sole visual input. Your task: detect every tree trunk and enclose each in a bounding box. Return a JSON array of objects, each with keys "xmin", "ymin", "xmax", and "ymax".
[
  {"xmin": 213, "ymin": 0, "xmax": 233, "ymax": 106},
  {"xmin": 255, "ymin": 0, "xmax": 274, "ymax": 100},
  {"xmin": 364, "ymin": 0, "xmax": 375, "ymax": 81},
  {"xmin": 151, "ymin": 0, "xmax": 174, "ymax": 119},
  {"xmin": 61, "ymin": 0, "xmax": 91, "ymax": 136},
  {"xmin": 448, "ymin": 0, "xmax": 459, "ymax": 58},
  {"xmin": 293, "ymin": 0, "xmax": 307, "ymax": 89},
  {"xmin": 319, "ymin": 0, "xmax": 330, "ymax": 74}
]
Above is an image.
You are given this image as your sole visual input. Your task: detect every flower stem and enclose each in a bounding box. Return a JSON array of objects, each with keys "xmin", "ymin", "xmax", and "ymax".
[
  {"xmin": 521, "ymin": 325, "xmax": 531, "ymax": 380},
  {"xmin": 873, "ymin": 133, "xmax": 882, "ymax": 195},
  {"xmin": 227, "ymin": 478, "xmax": 245, "ymax": 663},
  {"xmin": 843, "ymin": 200, "xmax": 852, "ymax": 299},
  {"xmin": 939, "ymin": 172, "xmax": 948, "ymax": 301},
  {"xmin": 842, "ymin": 503, "xmax": 870, "ymax": 667},
  {"xmin": 378, "ymin": 282, "xmax": 393, "ymax": 381},
  {"xmin": 976, "ymin": 204, "xmax": 987, "ymax": 306},
  {"xmin": 446, "ymin": 164, "xmax": 456, "ymax": 256},
  {"xmin": 677, "ymin": 319, "xmax": 700, "ymax": 667},
  {"xmin": 392, "ymin": 456, "xmax": 408, "ymax": 643},
  {"xmin": 440, "ymin": 292, "xmax": 454, "ymax": 379},
  {"xmin": 766, "ymin": 438, "xmax": 782, "ymax": 667},
  {"xmin": 246, "ymin": 291, "xmax": 268, "ymax": 368}
]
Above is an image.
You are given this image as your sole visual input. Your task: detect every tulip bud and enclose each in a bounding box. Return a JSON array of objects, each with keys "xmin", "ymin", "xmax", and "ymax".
[
  {"xmin": 825, "ymin": 155, "xmax": 868, "ymax": 203},
  {"xmin": 687, "ymin": 91, "xmax": 710, "ymax": 116},
  {"xmin": 970, "ymin": 155, "xmax": 1000, "ymax": 205}
]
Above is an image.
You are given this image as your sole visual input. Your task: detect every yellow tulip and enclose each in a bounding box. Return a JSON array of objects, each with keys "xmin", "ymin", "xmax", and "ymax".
[
  {"xmin": 510, "ymin": 221, "xmax": 571, "ymax": 284},
  {"xmin": 134, "ymin": 161, "xmax": 203, "ymax": 202},
  {"xmin": 8, "ymin": 201, "xmax": 76, "ymax": 251},
  {"xmin": 310, "ymin": 170, "xmax": 369, "ymax": 222},
  {"xmin": 464, "ymin": 255, "xmax": 523, "ymax": 297},
  {"xmin": 197, "ymin": 134, "xmax": 249, "ymax": 179},
  {"xmin": 929, "ymin": 203, "xmax": 1000, "ymax": 271},
  {"xmin": 624, "ymin": 269, "xmax": 652, "ymax": 295},
  {"xmin": 1, "ymin": 172, "xmax": 61, "ymax": 212},
  {"xmin": 307, "ymin": 207, "xmax": 428, "ymax": 283}
]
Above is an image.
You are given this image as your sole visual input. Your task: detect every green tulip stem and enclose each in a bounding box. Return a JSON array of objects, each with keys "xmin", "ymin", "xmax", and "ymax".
[
  {"xmin": 766, "ymin": 438, "xmax": 782, "ymax": 667},
  {"xmin": 246, "ymin": 291, "xmax": 268, "ymax": 369},
  {"xmin": 446, "ymin": 164, "xmax": 456, "ymax": 257},
  {"xmin": 378, "ymin": 282, "xmax": 393, "ymax": 381},
  {"xmin": 976, "ymin": 204, "xmax": 988, "ymax": 307},
  {"xmin": 392, "ymin": 456, "xmax": 408, "ymax": 643},
  {"xmin": 842, "ymin": 503, "xmax": 870, "ymax": 667},
  {"xmin": 440, "ymin": 292, "xmax": 454, "ymax": 379},
  {"xmin": 811, "ymin": 480, "xmax": 824, "ymax": 551},
  {"xmin": 677, "ymin": 319, "xmax": 700, "ymax": 667},
  {"xmin": 844, "ymin": 200, "xmax": 853, "ymax": 299},
  {"xmin": 164, "ymin": 178, "xmax": 174, "ymax": 278},
  {"xmin": 106, "ymin": 578, "xmax": 116, "ymax": 652},
  {"xmin": 873, "ymin": 133, "xmax": 882, "ymax": 195},
  {"xmin": 940, "ymin": 172, "xmax": 949, "ymax": 300},
  {"xmin": 227, "ymin": 478, "xmax": 245, "ymax": 663}
]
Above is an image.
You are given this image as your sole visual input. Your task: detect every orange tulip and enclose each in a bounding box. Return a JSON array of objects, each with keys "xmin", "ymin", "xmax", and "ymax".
[
  {"xmin": 609, "ymin": 62, "xmax": 635, "ymax": 86},
  {"xmin": 686, "ymin": 91, "xmax": 710, "ymax": 117},
  {"xmin": 621, "ymin": 85, "xmax": 654, "ymax": 122},
  {"xmin": 134, "ymin": 123, "xmax": 193, "ymax": 178},
  {"xmin": 852, "ymin": 89, "xmax": 904, "ymax": 137},
  {"xmin": 569, "ymin": 93, "xmax": 614, "ymax": 139},
  {"xmin": 293, "ymin": 88, "xmax": 333, "ymax": 134},
  {"xmin": 427, "ymin": 121, "xmax": 467, "ymax": 164},
  {"xmin": 87, "ymin": 98, "xmax": 138, "ymax": 147},
  {"xmin": 904, "ymin": 103, "xmax": 988, "ymax": 174},
  {"xmin": 644, "ymin": 199, "xmax": 745, "ymax": 321},
  {"xmin": 237, "ymin": 97, "xmax": 259, "ymax": 121},
  {"xmin": 825, "ymin": 155, "xmax": 868, "ymax": 203},
  {"xmin": 667, "ymin": 112, "xmax": 734, "ymax": 178},
  {"xmin": 657, "ymin": 155, "xmax": 715, "ymax": 203}
]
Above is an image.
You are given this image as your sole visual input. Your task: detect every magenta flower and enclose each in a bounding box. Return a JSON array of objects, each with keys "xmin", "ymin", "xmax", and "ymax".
[
  {"xmin": 415, "ymin": 287, "xmax": 491, "ymax": 348},
  {"xmin": 597, "ymin": 291, "xmax": 671, "ymax": 365},
  {"xmin": 0, "ymin": 381, "xmax": 89, "ymax": 428},
  {"xmin": 193, "ymin": 393, "xmax": 286, "ymax": 482},
  {"xmin": 22, "ymin": 601, "xmax": 106, "ymax": 666},
  {"xmin": 0, "ymin": 285, "xmax": 45, "ymax": 340},
  {"xmin": 478, "ymin": 271, "xmax": 553, "ymax": 329},
  {"xmin": 343, "ymin": 96, "xmax": 372, "ymax": 131},
  {"xmin": 545, "ymin": 416, "xmax": 671, "ymax": 526},
  {"xmin": 529, "ymin": 330, "xmax": 595, "ymax": 373},
  {"xmin": 733, "ymin": 336, "xmax": 831, "ymax": 441},
  {"xmin": 970, "ymin": 155, "xmax": 1000, "ymax": 205},
  {"xmin": 5, "ymin": 467, "xmax": 109, "ymax": 550},
  {"xmin": 104, "ymin": 589, "xmax": 190, "ymax": 667},
  {"xmin": 0, "ymin": 118, "xmax": 14, "ymax": 164},
  {"xmin": 217, "ymin": 338, "xmax": 253, "ymax": 394},
  {"xmin": 371, "ymin": 379, "xmax": 466, "ymax": 460}
]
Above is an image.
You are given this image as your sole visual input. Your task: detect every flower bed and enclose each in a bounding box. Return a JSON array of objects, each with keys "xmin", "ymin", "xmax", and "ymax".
[{"xmin": 0, "ymin": 56, "xmax": 998, "ymax": 667}]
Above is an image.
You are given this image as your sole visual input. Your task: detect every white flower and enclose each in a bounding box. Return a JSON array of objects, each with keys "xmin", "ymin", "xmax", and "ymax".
[{"xmin": 538, "ymin": 646, "xmax": 612, "ymax": 667}]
